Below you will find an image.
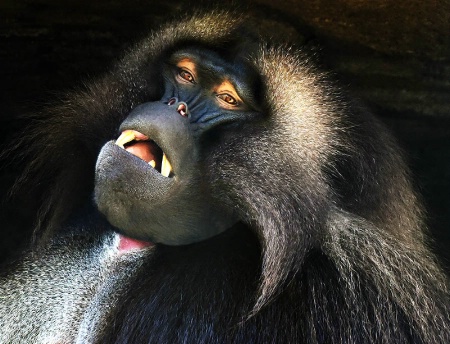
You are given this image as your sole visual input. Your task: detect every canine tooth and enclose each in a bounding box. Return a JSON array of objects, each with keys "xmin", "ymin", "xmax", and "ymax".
[
  {"xmin": 149, "ymin": 160, "xmax": 156, "ymax": 168},
  {"xmin": 161, "ymin": 154, "xmax": 172, "ymax": 177},
  {"xmin": 115, "ymin": 130, "xmax": 136, "ymax": 148}
]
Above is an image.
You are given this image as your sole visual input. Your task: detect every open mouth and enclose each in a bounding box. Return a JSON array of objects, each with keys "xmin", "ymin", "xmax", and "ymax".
[{"xmin": 115, "ymin": 130, "xmax": 173, "ymax": 177}]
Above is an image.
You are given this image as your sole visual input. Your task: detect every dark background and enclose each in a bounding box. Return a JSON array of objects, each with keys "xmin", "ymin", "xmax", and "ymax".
[{"xmin": 0, "ymin": 0, "xmax": 449, "ymax": 273}]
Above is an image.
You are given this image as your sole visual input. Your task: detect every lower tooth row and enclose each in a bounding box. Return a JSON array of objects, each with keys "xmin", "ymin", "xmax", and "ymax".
[
  {"xmin": 148, "ymin": 154, "xmax": 172, "ymax": 177},
  {"xmin": 161, "ymin": 154, "xmax": 172, "ymax": 177}
]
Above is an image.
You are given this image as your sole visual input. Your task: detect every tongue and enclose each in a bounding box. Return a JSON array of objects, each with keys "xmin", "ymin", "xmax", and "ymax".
[
  {"xmin": 118, "ymin": 235, "xmax": 154, "ymax": 252},
  {"xmin": 125, "ymin": 141, "xmax": 158, "ymax": 163}
]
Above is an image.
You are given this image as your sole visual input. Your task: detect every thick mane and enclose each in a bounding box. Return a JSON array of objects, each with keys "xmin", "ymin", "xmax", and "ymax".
[{"xmin": 326, "ymin": 210, "xmax": 449, "ymax": 342}]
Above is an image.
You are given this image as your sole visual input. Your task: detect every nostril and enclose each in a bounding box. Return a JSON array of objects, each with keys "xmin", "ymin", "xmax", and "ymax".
[
  {"xmin": 177, "ymin": 103, "xmax": 188, "ymax": 117},
  {"xmin": 167, "ymin": 97, "xmax": 177, "ymax": 106}
]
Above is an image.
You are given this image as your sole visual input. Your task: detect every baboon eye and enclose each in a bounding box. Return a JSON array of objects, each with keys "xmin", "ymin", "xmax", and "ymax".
[
  {"xmin": 179, "ymin": 69, "xmax": 195, "ymax": 83},
  {"xmin": 217, "ymin": 93, "xmax": 238, "ymax": 105}
]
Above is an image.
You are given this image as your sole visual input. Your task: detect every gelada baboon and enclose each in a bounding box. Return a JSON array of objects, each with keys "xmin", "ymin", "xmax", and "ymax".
[{"xmin": 1, "ymin": 10, "xmax": 449, "ymax": 344}]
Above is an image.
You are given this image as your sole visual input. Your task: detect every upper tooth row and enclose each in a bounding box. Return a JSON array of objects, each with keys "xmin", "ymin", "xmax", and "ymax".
[{"xmin": 115, "ymin": 130, "xmax": 136, "ymax": 148}]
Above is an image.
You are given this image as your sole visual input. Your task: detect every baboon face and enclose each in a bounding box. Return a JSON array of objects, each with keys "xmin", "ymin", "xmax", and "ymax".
[{"xmin": 95, "ymin": 46, "xmax": 262, "ymax": 245}]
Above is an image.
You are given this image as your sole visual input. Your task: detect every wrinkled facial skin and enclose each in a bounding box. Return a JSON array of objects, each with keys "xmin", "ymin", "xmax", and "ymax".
[{"xmin": 94, "ymin": 47, "xmax": 261, "ymax": 245}]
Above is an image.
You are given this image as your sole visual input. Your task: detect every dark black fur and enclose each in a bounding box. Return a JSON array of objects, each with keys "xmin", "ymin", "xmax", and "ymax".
[{"xmin": 0, "ymin": 10, "xmax": 449, "ymax": 344}]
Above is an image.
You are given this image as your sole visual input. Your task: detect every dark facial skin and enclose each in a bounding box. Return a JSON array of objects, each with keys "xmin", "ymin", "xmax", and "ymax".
[
  {"xmin": 94, "ymin": 47, "xmax": 261, "ymax": 245},
  {"xmin": 162, "ymin": 47, "xmax": 262, "ymax": 126}
]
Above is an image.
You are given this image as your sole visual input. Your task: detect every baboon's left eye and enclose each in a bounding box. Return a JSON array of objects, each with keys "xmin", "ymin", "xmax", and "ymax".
[{"xmin": 217, "ymin": 93, "xmax": 238, "ymax": 105}]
